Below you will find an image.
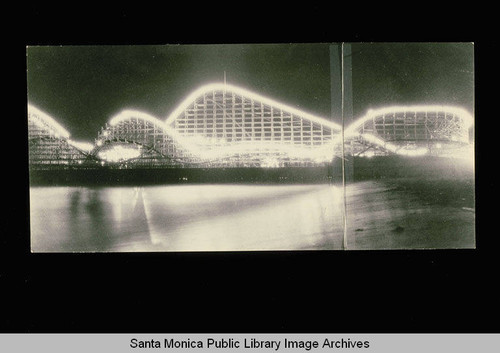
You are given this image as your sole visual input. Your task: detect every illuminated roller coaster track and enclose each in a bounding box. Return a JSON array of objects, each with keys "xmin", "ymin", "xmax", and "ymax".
[
  {"xmin": 28, "ymin": 105, "xmax": 94, "ymax": 166},
  {"xmin": 27, "ymin": 83, "xmax": 475, "ymax": 167},
  {"xmin": 345, "ymin": 105, "xmax": 474, "ymax": 158}
]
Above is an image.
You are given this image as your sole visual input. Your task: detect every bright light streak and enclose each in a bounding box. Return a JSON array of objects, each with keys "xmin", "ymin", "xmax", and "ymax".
[
  {"xmin": 356, "ymin": 133, "xmax": 390, "ymax": 150},
  {"xmin": 28, "ymin": 104, "xmax": 71, "ymax": 139},
  {"xmin": 67, "ymin": 140, "xmax": 94, "ymax": 152},
  {"xmin": 360, "ymin": 150, "xmax": 376, "ymax": 158},
  {"xmin": 345, "ymin": 105, "xmax": 474, "ymax": 139},
  {"xmin": 358, "ymin": 133, "xmax": 430, "ymax": 157},
  {"xmin": 109, "ymin": 109, "xmax": 167, "ymax": 128},
  {"xmin": 179, "ymin": 138, "xmax": 335, "ymax": 161},
  {"xmin": 107, "ymin": 110, "xmax": 210, "ymax": 158},
  {"xmin": 261, "ymin": 157, "xmax": 280, "ymax": 168},
  {"xmin": 30, "ymin": 94, "xmax": 475, "ymax": 165},
  {"xmin": 105, "ymin": 104, "xmax": 474, "ymax": 162},
  {"xmin": 164, "ymin": 82, "xmax": 342, "ymax": 131},
  {"xmin": 397, "ymin": 147, "xmax": 429, "ymax": 157},
  {"xmin": 98, "ymin": 145, "xmax": 141, "ymax": 162}
]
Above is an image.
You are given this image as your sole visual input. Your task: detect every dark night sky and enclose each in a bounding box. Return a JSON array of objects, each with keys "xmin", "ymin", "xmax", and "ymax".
[
  {"xmin": 26, "ymin": 43, "xmax": 474, "ymax": 142},
  {"xmin": 27, "ymin": 44, "xmax": 332, "ymax": 141},
  {"xmin": 350, "ymin": 42, "xmax": 474, "ymax": 118}
]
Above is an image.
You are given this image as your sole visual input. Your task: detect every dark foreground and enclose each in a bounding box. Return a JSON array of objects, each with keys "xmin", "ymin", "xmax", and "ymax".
[
  {"xmin": 345, "ymin": 178, "xmax": 474, "ymax": 249},
  {"xmin": 29, "ymin": 155, "xmax": 473, "ymax": 186},
  {"xmin": 28, "ymin": 165, "xmax": 341, "ymax": 186}
]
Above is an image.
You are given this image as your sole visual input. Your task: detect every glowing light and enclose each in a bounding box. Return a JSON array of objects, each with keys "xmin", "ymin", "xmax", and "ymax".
[
  {"xmin": 261, "ymin": 157, "xmax": 280, "ymax": 168},
  {"xmin": 29, "ymin": 92, "xmax": 475, "ymax": 166},
  {"xmin": 164, "ymin": 82, "xmax": 342, "ymax": 131},
  {"xmin": 345, "ymin": 105, "xmax": 474, "ymax": 138},
  {"xmin": 357, "ymin": 133, "xmax": 430, "ymax": 157},
  {"xmin": 181, "ymin": 139, "xmax": 336, "ymax": 161},
  {"xmin": 356, "ymin": 133, "xmax": 390, "ymax": 150},
  {"xmin": 67, "ymin": 140, "xmax": 94, "ymax": 152},
  {"xmin": 98, "ymin": 145, "xmax": 141, "ymax": 162},
  {"xmin": 105, "ymin": 109, "xmax": 334, "ymax": 162},
  {"xmin": 397, "ymin": 147, "xmax": 429, "ymax": 157},
  {"xmin": 362, "ymin": 150, "xmax": 375, "ymax": 158},
  {"xmin": 103, "ymin": 103, "xmax": 473, "ymax": 163},
  {"xmin": 107, "ymin": 110, "xmax": 200, "ymax": 156},
  {"xmin": 109, "ymin": 109, "xmax": 166, "ymax": 128},
  {"xmin": 28, "ymin": 104, "xmax": 71, "ymax": 139}
]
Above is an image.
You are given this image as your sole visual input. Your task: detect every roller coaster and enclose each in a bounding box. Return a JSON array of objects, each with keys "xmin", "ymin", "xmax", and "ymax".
[{"xmin": 28, "ymin": 83, "xmax": 474, "ymax": 169}]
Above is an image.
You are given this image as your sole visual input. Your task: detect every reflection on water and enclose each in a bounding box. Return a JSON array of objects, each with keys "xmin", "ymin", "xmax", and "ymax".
[
  {"xmin": 29, "ymin": 181, "xmax": 475, "ymax": 252},
  {"xmin": 30, "ymin": 184, "xmax": 345, "ymax": 252}
]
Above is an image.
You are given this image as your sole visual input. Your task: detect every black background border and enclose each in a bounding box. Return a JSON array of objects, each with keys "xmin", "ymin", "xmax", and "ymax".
[{"xmin": 3, "ymin": 4, "xmax": 496, "ymax": 334}]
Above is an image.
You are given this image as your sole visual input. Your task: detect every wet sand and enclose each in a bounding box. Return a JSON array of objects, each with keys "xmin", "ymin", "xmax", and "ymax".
[{"xmin": 345, "ymin": 178, "xmax": 475, "ymax": 249}]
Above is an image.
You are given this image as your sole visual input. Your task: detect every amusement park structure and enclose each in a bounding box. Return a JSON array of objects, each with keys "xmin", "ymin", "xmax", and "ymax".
[{"xmin": 28, "ymin": 83, "xmax": 474, "ymax": 171}]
